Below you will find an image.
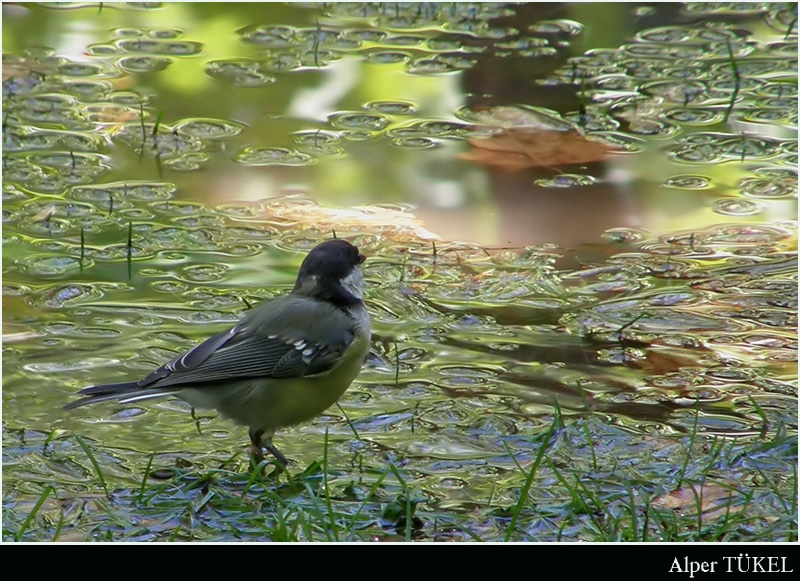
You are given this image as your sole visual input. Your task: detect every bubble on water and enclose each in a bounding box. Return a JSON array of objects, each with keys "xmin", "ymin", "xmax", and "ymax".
[
  {"xmin": 664, "ymin": 175, "xmax": 711, "ymax": 189},
  {"xmin": 221, "ymin": 242, "xmax": 264, "ymax": 256},
  {"xmin": 149, "ymin": 202, "xmax": 206, "ymax": 216},
  {"xmin": 636, "ymin": 26, "xmax": 694, "ymax": 43},
  {"xmin": 757, "ymin": 82, "xmax": 798, "ymax": 99},
  {"xmin": 17, "ymin": 255, "xmax": 87, "ymax": 276},
  {"xmin": 105, "ymin": 92, "xmax": 143, "ymax": 107},
  {"xmin": 528, "ymin": 19, "xmax": 583, "ymax": 36},
  {"xmin": 589, "ymin": 131, "xmax": 646, "ymax": 153},
  {"xmin": 634, "ymin": 6, "xmax": 656, "ymax": 16},
  {"xmin": 212, "ymin": 204, "xmax": 260, "ymax": 221},
  {"xmin": 713, "ymin": 199, "xmax": 762, "ymax": 216},
  {"xmin": 740, "ymin": 109, "xmax": 792, "ymax": 124},
  {"xmin": 627, "ymin": 118, "xmax": 681, "ymax": 137},
  {"xmin": 754, "ymin": 167, "xmax": 797, "ymax": 179},
  {"xmin": 390, "ymin": 137, "xmax": 437, "ymax": 149},
  {"xmin": 118, "ymin": 208, "xmax": 156, "ymax": 220},
  {"xmin": 564, "ymin": 111, "xmax": 620, "ymax": 132},
  {"xmin": 739, "ymin": 178, "xmax": 796, "ymax": 199},
  {"xmin": 588, "ymin": 74, "xmax": 640, "ymax": 94},
  {"xmin": 780, "ymin": 141, "xmax": 798, "ymax": 155},
  {"xmin": 116, "ymin": 55, "xmax": 172, "ymax": 73},
  {"xmin": 715, "ymin": 58, "xmax": 795, "ymax": 79},
  {"xmin": 146, "ymin": 28, "xmax": 182, "ymax": 39},
  {"xmin": 240, "ymin": 25, "xmax": 298, "ymax": 47},
  {"xmin": 81, "ymin": 101, "xmax": 137, "ymax": 123},
  {"xmin": 363, "ymin": 100, "xmax": 417, "ymax": 115},
  {"xmin": 764, "ymin": 5, "xmax": 798, "ymax": 33},
  {"xmin": 140, "ymin": 226, "xmax": 214, "ymax": 251},
  {"xmin": 205, "ymin": 60, "xmax": 277, "ymax": 87},
  {"xmin": 221, "ymin": 225, "xmax": 279, "ymax": 241},
  {"xmin": 171, "ymin": 214, "xmax": 224, "ymax": 228},
  {"xmin": 406, "ymin": 58, "xmax": 460, "ymax": 75},
  {"xmin": 382, "ymin": 35, "xmax": 425, "ymax": 47},
  {"xmin": 719, "ymin": 136, "xmax": 781, "ymax": 159},
  {"xmin": 534, "ymin": 174, "xmax": 598, "ymax": 188},
  {"xmin": 363, "ymin": 50, "xmax": 411, "ymax": 64},
  {"xmin": 663, "ymin": 108, "xmax": 724, "ymax": 125},
  {"xmin": 296, "ymin": 26, "xmax": 346, "ymax": 45},
  {"xmin": 174, "ymin": 118, "xmax": 245, "ymax": 140},
  {"xmin": 426, "ymin": 36, "xmax": 464, "ymax": 51},
  {"xmin": 87, "ymin": 43, "xmax": 120, "ymax": 56},
  {"xmin": 340, "ymin": 130, "xmax": 378, "ymax": 141},
  {"xmin": 1, "ymin": 160, "xmax": 45, "ymax": 184},
  {"xmin": 3, "ymin": 185, "xmax": 29, "ymax": 204},
  {"xmin": 667, "ymin": 143, "xmax": 722, "ymax": 164},
  {"xmin": 57, "ymin": 61, "xmax": 118, "ymax": 77},
  {"xmin": 117, "ymin": 39, "xmax": 203, "ymax": 55},
  {"xmin": 25, "ymin": 151, "xmax": 108, "ymax": 172},
  {"xmin": 112, "ymin": 28, "xmax": 145, "ymax": 38},
  {"xmin": 343, "ymin": 29, "xmax": 387, "ymax": 43},
  {"xmin": 699, "ymin": 27, "xmax": 745, "ymax": 42},
  {"xmin": 115, "ymin": 123, "xmax": 204, "ymax": 158},
  {"xmin": 163, "ymin": 153, "xmax": 210, "ymax": 171},
  {"xmin": 296, "ymin": 48, "xmax": 344, "ymax": 68},
  {"xmin": 402, "ymin": 120, "xmax": 472, "ymax": 140},
  {"xmin": 178, "ymin": 264, "xmax": 229, "ymax": 283},
  {"xmin": 623, "ymin": 42, "xmax": 706, "ymax": 60},
  {"xmin": 456, "ymin": 104, "xmax": 576, "ymax": 132},
  {"xmin": 150, "ymin": 280, "xmax": 189, "ymax": 294},
  {"xmin": 37, "ymin": 284, "xmax": 103, "ymax": 308},
  {"xmin": 328, "ymin": 112, "xmax": 390, "ymax": 131},
  {"xmin": 602, "ymin": 228, "xmax": 648, "ymax": 243},
  {"xmin": 292, "ymin": 130, "xmax": 340, "ymax": 146},
  {"xmin": 5, "ymin": 128, "xmax": 105, "ymax": 153},
  {"xmin": 86, "ymin": 242, "xmax": 154, "ymax": 261},
  {"xmin": 60, "ymin": 79, "xmax": 113, "ymax": 101},
  {"xmin": 70, "ymin": 181, "xmax": 176, "ymax": 203},
  {"xmin": 436, "ymin": 53, "xmax": 478, "ymax": 69},
  {"xmin": 234, "ymin": 146, "xmax": 315, "ymax": 166},
  {"xmin": 31, "ymin": 240, "xmax": 71, "ymax": 254},
  {"xmin": 756, "ymin": 97, "xmax": 796, "ymax": 110}
]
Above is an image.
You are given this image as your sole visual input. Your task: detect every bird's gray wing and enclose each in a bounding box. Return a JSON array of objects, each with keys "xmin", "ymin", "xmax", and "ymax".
[{"xmin": 138, "ymin": 297, "xmax": 356, "ymax": 389}]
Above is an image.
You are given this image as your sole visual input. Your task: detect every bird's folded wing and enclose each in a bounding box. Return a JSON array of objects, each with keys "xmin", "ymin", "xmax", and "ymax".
[{"xmin": 136, "ymin": 299, "xmax": 356, "ymax": 389}]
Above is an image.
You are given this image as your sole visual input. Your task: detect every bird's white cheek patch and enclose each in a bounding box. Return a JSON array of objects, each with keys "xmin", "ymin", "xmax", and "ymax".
[{"xmin": 341, "ymin": 268, "xmax": 365, "ymax": 300}]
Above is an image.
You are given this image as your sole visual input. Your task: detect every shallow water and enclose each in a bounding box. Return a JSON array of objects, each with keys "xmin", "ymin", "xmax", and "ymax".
[{"xmin": 2, "ymin": 2, "xmax": 797, "ymax": 542}]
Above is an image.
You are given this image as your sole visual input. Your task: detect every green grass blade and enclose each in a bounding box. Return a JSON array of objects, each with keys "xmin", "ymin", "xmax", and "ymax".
[
  {"xmin": 14, "ymin": 486, "xmax": 56, "ymax": 541},
  {"xmin": 503, "ymin": 418, "xmax": 557, "ymax": 541},
  {"xmin": 75, "ymin": 435, "xmax": 109, "ymax": 497}
]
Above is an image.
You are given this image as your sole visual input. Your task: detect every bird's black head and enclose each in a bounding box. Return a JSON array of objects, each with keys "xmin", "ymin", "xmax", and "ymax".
[{"xmin": 294, "ymin": 239, "xmax": 366, "ymax": 305}]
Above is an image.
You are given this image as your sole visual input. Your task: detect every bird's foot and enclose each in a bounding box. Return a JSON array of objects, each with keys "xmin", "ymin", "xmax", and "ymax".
[{"xmin": 249, "ymin": 427, "xmax": 289, "ymax": 475}]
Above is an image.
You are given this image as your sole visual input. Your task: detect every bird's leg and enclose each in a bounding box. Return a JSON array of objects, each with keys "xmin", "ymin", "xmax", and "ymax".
[
  {"xmin": 265, "ymin": 442, "xmax": 290, "ymax": 467},
  {"xmin": 190, "ymin": 407, "xmax": 203, "ymax": 434},
  {"xmin": 248, "ymin": 427, "xmax": 267, "ymax": 467},
  {"xmin": 249, "ymin": 427, "xmax": 289, "ymax": 467}
]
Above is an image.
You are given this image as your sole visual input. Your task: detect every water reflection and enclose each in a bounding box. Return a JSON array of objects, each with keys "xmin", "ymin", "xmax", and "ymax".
[{"xmin": 2, "ymin": 1, "xmax": 797, "ymax": 541}]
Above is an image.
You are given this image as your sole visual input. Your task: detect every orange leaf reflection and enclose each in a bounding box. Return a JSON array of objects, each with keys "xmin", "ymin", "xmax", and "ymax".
[
  {"xmin": 460, "ymin": 128, "xmax": 618, "ymax": 170},
  {"xmin": 652, "ymin": 483, "xmax": 742, "ymax": 521}
]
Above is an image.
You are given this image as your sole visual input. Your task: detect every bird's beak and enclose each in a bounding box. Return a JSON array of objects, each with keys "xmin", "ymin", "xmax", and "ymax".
[{"xmin": 358, "ymin": 253, "xmax": 366, "ymax": 264}]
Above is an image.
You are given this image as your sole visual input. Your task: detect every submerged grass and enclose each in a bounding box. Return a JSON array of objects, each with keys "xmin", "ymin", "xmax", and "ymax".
[
  {"xmin": 503, "ymin": 419, "xmax": 556, "ymax": 541},
  {"xmin": 723, "ymin": 38, "xmax": 741, "ymax": 123},
  {"xmin": 4, "ymin": 414, "xmax": 796, "ymax": 542},
  {"xmin": 75, "ymin": 434, "xmax": 109, "ymax": 497},
  {"xmin": 13, "ymin": 486, "xmax": 60, "ymax": 542}
]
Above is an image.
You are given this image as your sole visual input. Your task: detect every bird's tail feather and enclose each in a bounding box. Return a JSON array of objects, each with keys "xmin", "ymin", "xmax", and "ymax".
[{"xmin": 63, "ymin": 381, "xmax": 179, "ymax": 410}]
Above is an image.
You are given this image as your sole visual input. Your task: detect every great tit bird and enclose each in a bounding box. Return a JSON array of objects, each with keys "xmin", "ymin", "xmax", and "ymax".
[{"xmin": 65, "ymin": 239, "xmax": 371, "ymax": 466}]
